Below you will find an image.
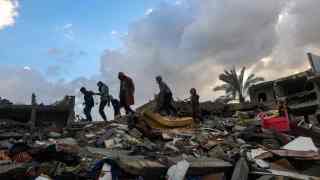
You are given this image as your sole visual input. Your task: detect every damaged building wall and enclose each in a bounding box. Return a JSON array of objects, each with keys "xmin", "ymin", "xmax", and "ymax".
[
  {"xmin": 0, "ymin": 96, "xmax": 75, "ymax": 128},
  {"xmin": 249, "ymin": 81, "xmax": 276, "ymax": 105},
  {"xmin": 249, "ymin": 53, "xmax": 320, "ymax": 119}
]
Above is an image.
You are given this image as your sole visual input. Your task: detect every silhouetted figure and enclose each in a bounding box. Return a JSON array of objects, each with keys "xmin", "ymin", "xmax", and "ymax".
[
  {"xmin": 190, "ymin": 88, "xmax": 202, "ymax": 123},
  {"xmin": 118, "ymin": 72, "xmax": 135, "ymax": 115},
  {"xmin": 80, "ymin": 87, "xmax": 95, "ymax": 122},
  {"xmin": 97, "ymin": 81, "xmax": 110, "ymax": 121},
  {"xmin": 31, "ymin": 93, "xmax": 37, "ymax": 105},
  {"xmin": 155, "ymin": 76, "xmax": 177, "ymax": 115},
  {"xmin": 110, "ymin": 95, "xmax": 121, "ymax": 118}
]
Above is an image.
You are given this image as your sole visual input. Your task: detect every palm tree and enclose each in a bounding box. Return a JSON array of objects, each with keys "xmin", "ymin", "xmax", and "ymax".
[{"xmin": 214, "ymin": 67, "xmax": 264, "ymax": 103}]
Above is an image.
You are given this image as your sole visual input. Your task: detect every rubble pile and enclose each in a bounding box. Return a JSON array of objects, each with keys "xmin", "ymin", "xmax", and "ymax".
[{"xmin": 0, "ymin": 102, "xmax": 320, "ymax": 180}]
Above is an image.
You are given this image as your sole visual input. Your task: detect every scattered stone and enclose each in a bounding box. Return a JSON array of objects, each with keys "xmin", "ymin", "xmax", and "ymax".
[{"xmin": 48, "ymin": 132, "xmax": 62, "ymax": 138}]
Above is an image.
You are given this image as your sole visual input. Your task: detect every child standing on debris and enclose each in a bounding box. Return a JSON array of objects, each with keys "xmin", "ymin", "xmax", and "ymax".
[
  {"xmin": 80, "ymin": 87, "xmax": 95, "ymax": 122},
  {"xmin": 190, "ymin": 88, "xmax": 202, "ymax": 123},
  {"xmin": 110, "ymin": 95, "xmax": 121, "ymax": 119}
]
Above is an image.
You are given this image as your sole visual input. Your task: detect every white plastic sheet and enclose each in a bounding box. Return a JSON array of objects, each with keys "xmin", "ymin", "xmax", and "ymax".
[
  {"xmin": 166, "ymin": 160, "xmax": 190, "ymax": 180},
  {"xmin": 283, "ymin": 136, "xmax": 318, "ymax": 152}
]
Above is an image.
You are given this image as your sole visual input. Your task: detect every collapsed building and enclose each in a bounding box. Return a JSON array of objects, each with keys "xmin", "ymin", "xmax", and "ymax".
[
  {"xmin": 249, "ymin": 53, "xmax": 320, "ymax": 123},
  {"xmin": 0, "ymin": 95, "xmax": 75, "ymax": 128}
]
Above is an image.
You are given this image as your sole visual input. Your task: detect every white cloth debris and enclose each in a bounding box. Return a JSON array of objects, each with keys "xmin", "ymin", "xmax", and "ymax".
[
  {"xmin": 283, "ymin": 136, "xmax": 318, "ymax": 152},
  {"xmin": 166, "ymin": 160, "xmax": 190, "ymax": 180},
  {"xmin": 251, "ymin": 148, "xmax": 268, "ymax": 159},
  {"xmin": 98, "ymin": 163, "xmax": 112, "ymax": 180},
  {"xmin": 254, "ymin": 159, "xmax": 270, "ymax": 169},
  {"xmin": 35, "ymin": 175, "xmax": 51, "ymax": 180}
]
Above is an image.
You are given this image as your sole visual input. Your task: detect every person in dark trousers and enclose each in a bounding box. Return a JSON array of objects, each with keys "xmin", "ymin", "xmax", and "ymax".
[
  {"xmin": 80, "ymin": 87, "xmax": 95, "ymax": 122},
  {"xmin": 155, "ymin": 76, "xmax": 177, "ymax": 115},
  {"xmin": 110, "ymin": 95, "xmax": 121, "ymax": 118},
  {"xmin": 97, "ymin": 81, "xmax": 110, "ymax": 121},
  {"xmin": 190, "ymin": 88, "xmax": 202, "ymax": 123},
  {"xmin": 118, "ymin": 72, "xmax": 135, "ymax": 115}
]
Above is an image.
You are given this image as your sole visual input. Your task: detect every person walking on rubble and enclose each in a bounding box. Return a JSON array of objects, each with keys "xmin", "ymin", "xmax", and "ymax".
[
  {"xmin": 118, "ymin": 72, "xmax": 135, "ymax": 115},
  {"xmin": 97, "ymin": 81, "xmax": 111, "ymax": 121},
  {"xmin": 155, "ymin": 76, "xmax": 177, "ymax": 115},
  {"xmin": 190, "ymin": 88, "xmax": 202, "ymax": 123},
  {"xmin": 80, "ymin": 87, "xmax": 95, "ymax": 122}
]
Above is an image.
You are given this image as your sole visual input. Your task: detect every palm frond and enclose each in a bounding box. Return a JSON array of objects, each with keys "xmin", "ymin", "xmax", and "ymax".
[
  {"xmin": 244, "ymin": 76, "xmax": 264, "ymax": 91},
  {"xmin": 213, "ymin": 84, "xmax": 230, "ymax": 91},
  {"xmin": 214, "ymin": 66, "xmax": 264, "ymax": 103}
]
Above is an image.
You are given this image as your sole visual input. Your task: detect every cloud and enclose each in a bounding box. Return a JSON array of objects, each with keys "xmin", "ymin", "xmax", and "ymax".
[
  {"xmin": 0, "ymin": 0, "xmax": 19, "ymax": 30},
  {"xmin": 100, "ymin": 0, "xmax": 320, "ymax": 105},
  {"xmin": 110, "ymin": 30, "xmax": 118, "ymax": 36},
  {"xmin": 0, "ymin": 66, "xmax": 73, "ymax": 104},
  {"xmin": 46, "ymin": 65, "xmax": 62, "ymax": 77},
  {"xmin": 0, "ymin": 65, "xmax": 103, "ymax": 118},
  {"xmin": 63, "ymin": 23, "xmax": 72, "ymax": 29},
  {"xmin": 48, "ymin": 48, "xmax": 63, "ymax": 56},
  {"xmin": 47, "ymin": 47, "xmax": 87, "ymax": 62},
  {"xmin": 145, "ymin": 8, "xmax": 153, "ymax": 15},
  {"xmin": 23, "ymin": 66, "xmax": 31, "ymax": 71},
  {"xmin": 3, "ymin": 0, "xmax": 320, "ymax": 120},
  {"xmin": 100, "ymin": 0, "xmax": 287, "ymax": 103},
  {"xmin": 56, "ymin": 23, "xmax": 74, "ymax": 40}
]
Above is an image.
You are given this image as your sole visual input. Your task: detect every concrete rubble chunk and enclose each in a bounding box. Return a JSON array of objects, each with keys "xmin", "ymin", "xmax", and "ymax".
[
  {"xmin": 129, "ymin": 128, "xmax": 143, "ymax": 138},
  {"xmin": 48, "ymin": 132, "xmax": 61, "ymax": 138},
  {"xmin": 208, "ymin": 145, "xmax": 225, "ymax": 159}
]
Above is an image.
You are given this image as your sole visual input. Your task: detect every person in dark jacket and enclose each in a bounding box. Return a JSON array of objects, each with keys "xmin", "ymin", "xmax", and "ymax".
[
  {"xmin": 118, "ymin": 72, "xmax": 135, "ymax": 115},
  {"xmin": 97, "ymin": 81, "xmax": 110, "ymax": 121},
  {"xmin": 155, "ymin": 76, "xmax": 177, "ymax": 115},
  {"xmin": 80, "ymin": 87, "xmax": 95, "ymax": 122},
  {"xmin": 190, "ymin": 88, "xmax": 202, "ymax": 123}
]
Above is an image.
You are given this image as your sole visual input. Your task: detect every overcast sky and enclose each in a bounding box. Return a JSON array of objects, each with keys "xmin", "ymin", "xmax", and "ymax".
[{"xmin": 1, "ymin": 0, "xmax": 319, "ymax": 119}]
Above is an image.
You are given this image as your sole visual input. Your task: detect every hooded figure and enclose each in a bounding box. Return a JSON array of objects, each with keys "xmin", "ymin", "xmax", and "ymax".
[
  {"xmin": 118, "ymin": 72, "xmax": 135, "ymax": 114},
  {"xmin": 155, "ymin": 76, "xmax": 177, "ymax": 115}
]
